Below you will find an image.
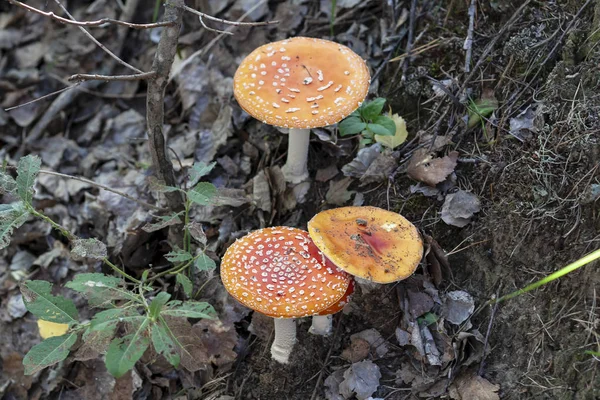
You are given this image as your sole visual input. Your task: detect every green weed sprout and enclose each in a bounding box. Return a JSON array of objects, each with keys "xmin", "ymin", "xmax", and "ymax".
[
  {"xmin": 338, "ymin": 97, "xmax": 396, "ymax": 146},
  {"xmin": 492, "ymin": 247, "xmax": 600, "ymax": 304}
]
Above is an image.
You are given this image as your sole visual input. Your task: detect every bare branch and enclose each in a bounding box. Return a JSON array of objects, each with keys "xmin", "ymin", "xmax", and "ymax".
[
  {"xmin": 68, "ymin": 71, "xmax": 156, "ymax": 83},
  {"xmin": 146, "ymin": 0, "xmax": 185, "ymax": 212},
  {"xmin": 463, "ymin": 0, "xmax": 476, "ymax": 73},
  {"xmin": 198, "ymin": 15, "xmax": 233, "ymax": 36},
  {"xmin": 6, "ymin": 0, "xmax": 175, "ymax": 29},
  {"xmin": 52, "ymin": 0, "xmax": 143, "ymax": 74},
  {"xmin": 4, "ymin": 84, "xmax": 79, "ymax": 111},
  {"xmin": 182, "ymin": 4, "xmax": 279, "ymax": 28}
]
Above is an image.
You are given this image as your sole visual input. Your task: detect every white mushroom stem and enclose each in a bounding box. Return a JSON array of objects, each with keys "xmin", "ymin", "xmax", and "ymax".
[
  {"xmin": 281, "ymin": 128, "xmax": 310, "ymax": 184},
  {"xmin": 271, "ymin": 318, "xmax": 297, "ymax": 364},
  {"xmin": 309, "ymin": 314, "xmax": 333, "ymax": 336}
]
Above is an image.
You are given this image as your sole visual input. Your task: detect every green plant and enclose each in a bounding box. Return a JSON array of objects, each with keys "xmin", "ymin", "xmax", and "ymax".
[
  {"xmin": 1, "ymin": 155, "xmax": 219, "ymax": 377},
  {"xmin": 338, "ymin": 97, "xmax": 397, "ymax": 146},
  {"xmin": 491, "ymin": 247, "xmax": 600, "ymax": 304}
]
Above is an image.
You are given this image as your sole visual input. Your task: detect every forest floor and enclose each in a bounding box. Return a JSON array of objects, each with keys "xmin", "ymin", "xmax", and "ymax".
[{"xmin": 0, "ymin": 0, "xmax": 599, "ymax": 399}]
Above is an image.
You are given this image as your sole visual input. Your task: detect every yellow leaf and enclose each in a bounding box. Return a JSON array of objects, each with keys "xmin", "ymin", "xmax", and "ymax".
[
  {"xmin": 375, "ymin": 113, "xmax": 408, "ymax": 149},
  {"xmin": 37, "ymin": 319, "xmax": 69, "ymax": 339}
]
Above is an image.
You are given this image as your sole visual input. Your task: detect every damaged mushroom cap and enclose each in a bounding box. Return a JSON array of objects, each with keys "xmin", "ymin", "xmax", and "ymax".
[
  {"xmin": 221, "ymin": 227, "xmax": 351, "ymax": 318},
  {"xmin": 307, "ymin": 206, "xmax": 423, "ymax": 284},
  {"xmin": 233, "ymin": 37, "xmax": 370, "ymax": 129}
]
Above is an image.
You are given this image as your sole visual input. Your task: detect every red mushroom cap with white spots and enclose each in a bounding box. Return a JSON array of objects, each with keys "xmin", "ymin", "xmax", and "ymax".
[
  {"xmin": 316, "ymin": 279, "xmax": 354, "ymax": 316},
  {"xmin": 220, "ymin": 227, "xmax": 351, "ymax": 318},
  {"xmin": 233, "ymin": 37, "xmax": 370, "ymax": 129}
]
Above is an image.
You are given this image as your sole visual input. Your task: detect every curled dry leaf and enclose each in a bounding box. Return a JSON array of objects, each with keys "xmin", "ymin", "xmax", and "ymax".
[
  {"xmin": 444, "ymin": 290, "xmax": 475, "ymax": 325},
  {"xmin": 341, "ymin": 337, "xmax": 371, "ymax": 363},
  {"xmin": 441, "ymin": 190, "xmax": 481, "ymax": 227},
  {"xmin": 449, "ymin": 370, "xmax": 500, "ymax": 400},
  {"xmin": 339, "ymin": 360, "xmax": 382, "ymax": 400},
  {"xmin": 407, "ymin": 149, "xmax": 458, "ymax": 187}
]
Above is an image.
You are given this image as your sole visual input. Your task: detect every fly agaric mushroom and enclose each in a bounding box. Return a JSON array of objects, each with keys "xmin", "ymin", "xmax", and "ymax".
[
  {"xmin": 309, "ymin": 279, "xmax": 354, "ymax": 336},
  {"xmin": 220, "ymin": 226, "xmax": 351, "ymax": 363},
  {"xmin": 233, "ymin": 37, "xmax": 370, "ymax": 183},
  {"xmin": 307, "ymin": 206, "xmax": 424, "ymax": 284}
]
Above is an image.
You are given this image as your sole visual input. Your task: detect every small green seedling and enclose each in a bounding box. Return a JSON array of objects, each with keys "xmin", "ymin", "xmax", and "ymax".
[
  {"xmin": 0, "ymin": 155, "xmax": 220, "ymax": 377},
  {"xmin": 491, "ymin": 247, "xmax": 600, "ymax": 304},
  {"xmin": 338, "ymin": 97, "xmax": 397, "ymax": 146}
]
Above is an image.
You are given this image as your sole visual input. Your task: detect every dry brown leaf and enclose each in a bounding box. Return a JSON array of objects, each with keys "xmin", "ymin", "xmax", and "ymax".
[
  {"xmin": 341, "ymin": 337, "xmax": 371, "ymax": 363},
  {"xmin": 163, "ymin": 316, "xmax": 210, "ymax": 372},
  {"xmin": 193, "ymin": 319, "xmax": 238, "ymax": 369},
  {"xmin": 449, "ymin": 371, "xmax": 500, "ymax": 400},
  {"xmin": 407, "ymin": 149, "xmax": 458, "ymax": 186}
]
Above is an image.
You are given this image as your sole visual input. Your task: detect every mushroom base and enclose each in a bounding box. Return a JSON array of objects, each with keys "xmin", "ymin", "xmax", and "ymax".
[
  {"xmin": 309, "ymin": 314, "xmax": 333, "ymax": 336},
  {"xmin": 271, "ymin": 318, "xmax": 297, "ymax": 364},
  {"xmin": 281, "ymin": 128, "xmax": 310, "ymax": 184}
]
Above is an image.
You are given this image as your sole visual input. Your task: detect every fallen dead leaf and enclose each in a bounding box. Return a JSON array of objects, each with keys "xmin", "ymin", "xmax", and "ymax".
[
  {"xmin": 441, "ymin": 190, "xmax": 481, "ymax": 227},
  {"xmin": 449, "ymin": 370, "xmax": 500, "ymax": 400},
  {"xmin": 407, "ymin": 149, "xmax": 458, "ymax": 186},
  {"xmin": 341, "ymin": 337, "xmax": 371, "ymax": 363},
  {"xmin": 326, "ymin": 177, "xmax": 355, "ymax": 206},
  {"xmin": 338, "ymin": 360, "xmax": 381, "ymax": 400}
]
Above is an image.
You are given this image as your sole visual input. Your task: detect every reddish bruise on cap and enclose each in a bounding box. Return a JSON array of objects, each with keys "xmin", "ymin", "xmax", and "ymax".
[
  {"xmin": 233, "ymin": 37, "xmax": 370, "ymax": 129},
  {"xmin": 221, "ymin": 227, "xmax": 351, "ymax": 318},
  {"xmin": 308, "ymin": 206, "xmax": 424, "ymax": 284}
]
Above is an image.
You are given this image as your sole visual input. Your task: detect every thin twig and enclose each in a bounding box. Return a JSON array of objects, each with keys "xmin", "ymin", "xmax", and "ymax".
[
  {"xmin": 479, "ymin": 287, "xmax": 501, "ymax": 376},
  {"xmin": 68, "ymin": 71, "xmax": 156, "ymax": 82},
  {"xmin": 146, "ymin": 0, "xmax": 185, "ymax": 212},
  {"xmin": 181, "ymin": 4, "xmax": 279, "ymax": 27},
  {"xmin": 7, "ymin": 0, "xmax": 175, "ymax": 29},
  {"xmin": 4, "ymin": 84, "xmax": 79, "ymax": 111},
  {"xmin": 25, "ymin": 0, "xmax": 140, "ymax": 143},
  {"xmin": 53, "ymin": 0, "xmax": 143, "ymax": 74},
  {"xmin": 463, "ymin": 0, "xmax": 476, "ymax": 72},
  {"xmin": 169, "ymin": 0, "xmax": 270, "ymax": 84},
  {"xmin": 198, "ymin": 15, "xmax": 233, "ymax": 35},
  {"xmin": 401, "ymin": 0, "xmax": 418, "ymax": 81},
  {"xmin": 38, "ymin": 169, "xmax": 165, "ymax": 211}
]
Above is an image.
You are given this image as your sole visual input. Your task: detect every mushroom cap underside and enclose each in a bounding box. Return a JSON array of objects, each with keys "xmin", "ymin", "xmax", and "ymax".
[
  {"xmin": 233, "ymin": 36, "xmax": 370, "ymax": 129},
  {"xmin": 307, "ymin": 206, "xmax": 424, "ymax": 283},
  {"xmin": 221, "ymin": 227, "xmax": 351, "ymax": 318}
]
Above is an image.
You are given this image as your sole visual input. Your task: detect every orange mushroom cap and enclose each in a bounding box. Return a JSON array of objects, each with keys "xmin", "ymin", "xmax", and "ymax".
[
  {"xmin": 221, "ymin": 227, "xmax": 351, "ymax": 318},
  {"xmin": 316, "ymin": 279, "xmax": 354, "ymax": 316},
  {"xmin": 233, "ymin": 37, "xmax": 370, "ymax": 129},
  {"xmin": 307, "ymin": 206, "xmax": 424, "ymax": 284}
]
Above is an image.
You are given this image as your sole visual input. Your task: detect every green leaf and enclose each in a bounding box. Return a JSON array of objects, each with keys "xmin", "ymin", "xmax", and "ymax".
[
  {"xmin": 176, "ymin": 274, "xmax": 193, "ymax": 297},
  {"xmin": 467, "ymin": 96, "xmax": 498, "ymax": 129},
  {"xmin": 372, "ymin": 115, "xmax": 396, "ymax": 135},
  {"xmin": 187, "ymin": 182, "xmax": 217, "ymax": 206},
  {"xmin": 151, "ymin": 322, "xmax": 180, "ymax": 367},
  {"xmin": 16, "ymin": 155, "xmax": 41, "ymax": 204},
  {"xmin": 375, "ymin": 113, "xmax": 408, "ymax": 149},
  {"xmin": 0, "ymin": 201, "xmax": 30, "ymax": 250},
  {"xmin": 149, "ymin": 292, "xmax": 171, "ymax": 319},
  {"xmin": 338, "ymin": 116, "xmax": 367, "ymax": 136},
  {"xmin": 164, "ymin": 246, "xmax": 193, "ymax": 263},
  {"xmin": 71, "ymin": 238, "xmax": 107, "ymax": 260},
  {"xmin": 0, "ymin": 171, "xmax": 17, "ymax": 194},
  {"xmin": 21, "ymin": 280, "xmax": 78, "ymax": 323},
  {"xmin": 105, "ymin": 318, "xmax": 150, "ymax": 378},
  {"xmin": 23, "ymin": 332, "xmax": 77, "ymax": 375},
  {"xmin": 162, "ymin": 301, "xmax": 216, "ymax": 319},
  {"xmin": 360, "ymin": 98, "xmax": 386, "ymax": 121},
  {"xmin": 142, "ymin": 212, "xmax": 183, "ymax": 233},
  {"xmin": 90, "ymin": 308, "xmax": 142, "ymax": 332},
  {"xmin": 188, "ymin": 162, "xmax": 216, "ymax": 186},
  {"xmin": 194, "ymin": 252, "xmax": 216, "ymax": 271},
  {"xmin": 367, "ymin": 116, "xmax": 396, "ymax": 137},
  {"xmin": 65, "ymin": 273, "xmax": 138, "ymax": 307}
]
